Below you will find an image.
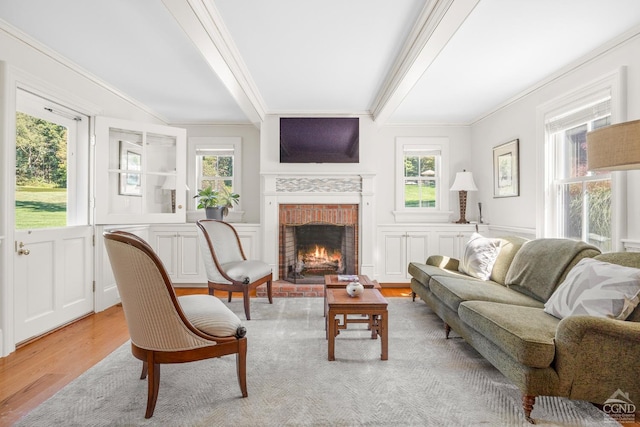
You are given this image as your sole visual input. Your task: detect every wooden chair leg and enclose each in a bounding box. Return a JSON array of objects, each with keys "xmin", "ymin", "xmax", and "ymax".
[
  {"xmin": 522, "ymin": 395, "xmax": 536, "ymax": 424},
  {"xmin": 444, "ymin": 323, "xmax": 451, "ymax": 339},
  {"xmin": 412, "ymin": 291, "xmax": 416, "ymax": 301},
  {"xmin": 237, "ymin": 338, "xmax": 248, "ymax": 398},
  {"xmin": 140, "ymin": 361, "xmax": 148, "ymax": 380},
  {"xmin": 228, "ymin": 291, "xmax": 233, "ymax": 302},
  {"xmin": 145, "ymin": 355, "xmax": 161, "ymax": 419},
  {"xmin": 266, "ymin": 279, "xmax": 273, "ymax": 304},
  {"xmin": 243, "ymin": 288, "xmax": 251, "ymax": 320}
]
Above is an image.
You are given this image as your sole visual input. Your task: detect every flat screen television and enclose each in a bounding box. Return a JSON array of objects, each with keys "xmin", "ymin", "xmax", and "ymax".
[{"xmin": 280, "ymin": 117, "xmax": 359, "ymax": 163}]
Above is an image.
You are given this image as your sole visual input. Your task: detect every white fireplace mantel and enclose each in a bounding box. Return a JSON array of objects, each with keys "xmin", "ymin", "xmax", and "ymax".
[{"xmin": 261, "ymin": 173, "xmax": 375, "ymax": 280}]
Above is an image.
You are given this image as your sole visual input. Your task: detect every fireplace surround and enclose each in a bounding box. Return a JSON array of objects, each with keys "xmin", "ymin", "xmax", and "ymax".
[{"xmin": 261, "ymin": 173, "xmax": 375, "ymax": 286}]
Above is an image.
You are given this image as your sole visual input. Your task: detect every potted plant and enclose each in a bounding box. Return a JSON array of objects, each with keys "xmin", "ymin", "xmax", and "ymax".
[{"xmin": 193, "ymin": 185, "xmax": 240, "ymax": 220}]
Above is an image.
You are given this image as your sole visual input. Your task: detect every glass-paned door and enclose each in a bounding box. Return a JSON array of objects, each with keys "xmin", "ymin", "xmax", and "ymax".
[{"xmin": 94, "ymin": 117, "xmax": 186, "ymax": 224}]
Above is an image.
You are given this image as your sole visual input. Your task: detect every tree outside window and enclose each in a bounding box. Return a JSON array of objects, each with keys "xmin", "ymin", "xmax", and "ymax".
[
  {"xmin": 553, "ymin": 116, "xmax": 612, "ymax": 251},
  {"xmin": 198, "ymin": 154, "xmax": 234, "ymax": 194},
  {"xmin": 404, "ymin": 152, "xmax": 438, "ymax": 208}
]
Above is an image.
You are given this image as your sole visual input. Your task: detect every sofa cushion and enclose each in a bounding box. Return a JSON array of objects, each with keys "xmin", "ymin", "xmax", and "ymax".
[
  {"xmin": 429, "ymin": 275, "xmax": 544, "ymax": 313},
  {"xmin": 594, "ymin": 252, "xmax": 640, "ymax": 322},
  {"xmin": 408, "ymin": 262, "xmax": 472, "ymax": 288},
  {"xmin": 544, "ymin": 258, "xmax": 640, "ymax": 320},
  {"xmin": 458, "ymin": 233, "xmax": 502, "ymax": 280},
  {"xmin": 490, "ymin": 236, "xmax": 528, "ymax": 285},
  {"xmin": 505, "ymin": 238, "xmax": 601, "ymax": 302},
  {"xmin": 459, "ymin": 301, "xmax": 558, "ymax": 368}
]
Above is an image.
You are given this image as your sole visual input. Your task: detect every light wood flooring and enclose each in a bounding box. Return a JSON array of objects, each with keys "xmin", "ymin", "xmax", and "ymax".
[{"xmin": 0, "ymin": 286, "xmax": 411, "ymax": 426}]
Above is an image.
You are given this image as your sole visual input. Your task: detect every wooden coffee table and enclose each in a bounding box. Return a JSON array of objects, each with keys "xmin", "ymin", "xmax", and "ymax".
[
  {"xmin": 325, "ymin": 288, "xmax": 388, "ymax": 361},
  {"xmin": 323, "ymin": 274, "xmax": 381, "ymax": 316}
]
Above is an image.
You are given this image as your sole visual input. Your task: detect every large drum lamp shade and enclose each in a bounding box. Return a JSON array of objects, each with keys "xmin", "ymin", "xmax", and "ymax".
[{"xmin": 587, "ymin": 119, "xmax": 640, "ymax": 171}]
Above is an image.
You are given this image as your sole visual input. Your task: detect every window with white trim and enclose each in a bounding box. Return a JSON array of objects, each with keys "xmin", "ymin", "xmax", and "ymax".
[
  {"xmin": 394, "ymin": 137, "xmax": 450, "ymax": 222},
  {"xmin": 545, "ymin": 93, "xmax": 612, "ymax": 251},
  {"xmin": 188, "ymin": 137, "xmax": 242, "ymax": 212}
]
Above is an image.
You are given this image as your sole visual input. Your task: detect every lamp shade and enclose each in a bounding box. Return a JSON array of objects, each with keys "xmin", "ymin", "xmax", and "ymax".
[
  {"xmin": 450, "ymin": 171, "xmax": 478, "ymax": 192},
  {"xmin": 587, "ymin": 119, "xmax": 640, "ymax": 171}
]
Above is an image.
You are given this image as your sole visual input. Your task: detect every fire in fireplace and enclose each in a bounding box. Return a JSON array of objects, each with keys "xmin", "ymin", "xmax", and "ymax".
[{"xmin": 282, "ymin": 223, "xmax": 356, "ymax": 283}]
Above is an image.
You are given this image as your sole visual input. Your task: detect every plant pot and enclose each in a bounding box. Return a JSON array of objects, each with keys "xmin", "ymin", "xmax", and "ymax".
[{"xmin": 205, "ymin": 206, "xmax": 225, "ymax": 220}]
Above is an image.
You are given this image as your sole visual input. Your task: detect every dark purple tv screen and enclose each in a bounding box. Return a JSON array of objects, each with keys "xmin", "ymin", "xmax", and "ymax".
[{"xmin": 280, "ymin": 117, "xmax": 359, "ymax": 163}]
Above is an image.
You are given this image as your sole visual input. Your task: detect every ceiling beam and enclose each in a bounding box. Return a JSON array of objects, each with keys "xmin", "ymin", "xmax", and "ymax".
[
  {"xmin": 371, "ymin": 0, "xmax": 479, "ymax": 124},
  {"xmin": 162, "ymin": 0, "xmax": 267, "ymax": 125}
]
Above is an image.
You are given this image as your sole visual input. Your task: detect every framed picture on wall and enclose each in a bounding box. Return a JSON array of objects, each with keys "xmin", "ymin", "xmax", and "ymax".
[{"xmin": 493, "ymin": 139, "xmax": 519, "ymax": 198}]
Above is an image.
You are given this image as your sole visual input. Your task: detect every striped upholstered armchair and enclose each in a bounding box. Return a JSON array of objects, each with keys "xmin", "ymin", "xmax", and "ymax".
[
  {"xmin": 103, "ymin": 230, "xmax": 248, "ymax": 419},
  {"xmin": 197, "ymin": 219, "xmax": 273, "ymax": 320}
]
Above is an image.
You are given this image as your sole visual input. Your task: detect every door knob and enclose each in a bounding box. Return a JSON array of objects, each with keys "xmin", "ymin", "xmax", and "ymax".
[{"xmin": 18, "ymin": 242, "xmax": 30, "ymax": 255}]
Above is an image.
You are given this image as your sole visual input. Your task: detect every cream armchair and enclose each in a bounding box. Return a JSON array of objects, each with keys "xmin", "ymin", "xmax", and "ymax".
[
  {"xmin": 196, "ymin": 219, "xmax": 273, "ymax": 320},
  {"xmin": 103, "ymin": 230, "xmax": 248, "ymax": 418}
]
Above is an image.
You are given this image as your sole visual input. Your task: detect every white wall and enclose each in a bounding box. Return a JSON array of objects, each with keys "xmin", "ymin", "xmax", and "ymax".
[
  {"xmin": 374, "ymin": 124, "xmax": 473, "ymax": 224},
  {"xmin": 0, "ymin": 28, "xmax": 169, "ymax": 356},
  {"xmin": 471, "ymin": 33, "xmax": 640, "ymax": 241},
  {"xmin": 259, "ymin": 114, "xmax": 473, "ymax": 224},
  {"xmin": 180, "ymin": 124, "xmax": 261, "ymax": 224}
]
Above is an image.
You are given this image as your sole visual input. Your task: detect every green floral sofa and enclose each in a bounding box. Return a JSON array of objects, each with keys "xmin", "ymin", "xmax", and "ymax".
[{"xmin": 408, "ymin": 236, "xmax": 640, "ymax": 423}]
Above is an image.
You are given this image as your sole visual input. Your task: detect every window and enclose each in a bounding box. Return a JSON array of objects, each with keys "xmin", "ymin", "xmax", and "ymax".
[
  {"xmin": 403, "ymin": 149, "xmax": 439, "ymax": 208},
  {"xmin": 15, "ymin": 89, "xmax": 89, "ymax": 229},
  {"xmin": 196, "ymin": 148, "xmax": 234, "ymax": 193},
  {"xmin": 188, "ymin": 137, "xmax": 242, "ymax": 212},
  {"xmin": 394, "ymin": 137, "xmax": 450, "ymax": 222},
  {"xmin": 544, "ymin": 91, "xmax": 615, "ymax": 251}
]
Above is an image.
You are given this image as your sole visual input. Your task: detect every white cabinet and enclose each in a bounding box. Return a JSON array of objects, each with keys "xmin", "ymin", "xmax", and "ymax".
[
  {"xmin": 148, "ymin": 223, "xmax": 262, "ymax": 285},
  {"xmin": 94, "ymin": 117, "xmax": 186, "ymax": 224},
  {"xmin": 150, "ymin": 225, "xmax": 206, "ymax": 284},
  {"xmin": 377, "ymin": 224, "xmax": 485, "ymax": 283},
  {"xmin": 379, "ymin": 230, "xmax": 430, "ymax": 282},
  {"xmin": 433, "ymin": 230, "xmax": 474, "ymax": 259}
]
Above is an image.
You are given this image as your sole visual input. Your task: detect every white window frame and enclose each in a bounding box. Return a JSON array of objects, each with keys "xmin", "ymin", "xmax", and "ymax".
[
  {"xmin": 187, "ymin": 136, "xmax": 242, "ymax": 215},
  {"xmin": 536, "ymin": 68, "xmax": 627, "ymax": 250},
  {"xmin": 393, "ymin": 137, "xmax": 451, "ymax": 223}
]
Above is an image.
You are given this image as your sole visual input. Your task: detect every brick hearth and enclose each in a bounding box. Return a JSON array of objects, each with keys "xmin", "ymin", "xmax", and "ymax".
[{"xmin": 256, "ymin": 281, "xmax": 325, "ymax": 298}]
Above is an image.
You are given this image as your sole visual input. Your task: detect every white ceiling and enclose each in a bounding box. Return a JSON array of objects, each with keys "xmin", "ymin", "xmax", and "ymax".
[{"xmin": 1, "ymin": 0, "xmax": 640, "ymax": 126}]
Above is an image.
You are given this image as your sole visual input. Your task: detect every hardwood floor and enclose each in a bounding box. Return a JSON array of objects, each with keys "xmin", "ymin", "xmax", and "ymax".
[{"xmin": 0, "ymin": 286, "xmax": 410, "ymax": 426}]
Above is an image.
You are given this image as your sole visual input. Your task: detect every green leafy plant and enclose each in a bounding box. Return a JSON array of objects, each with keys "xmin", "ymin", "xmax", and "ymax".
[{"xmin": 193, "ymin": 185, "xmax": 240, "ymax": 216}]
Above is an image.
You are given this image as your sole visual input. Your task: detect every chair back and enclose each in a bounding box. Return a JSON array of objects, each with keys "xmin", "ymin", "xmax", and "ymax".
[
  {"xmin": 197, "ymin": 220, "xmax": 246, "ymax": 283},
  {"xmin": 104, "ymin": 231, "xmax": 213, "ymax": 351}
]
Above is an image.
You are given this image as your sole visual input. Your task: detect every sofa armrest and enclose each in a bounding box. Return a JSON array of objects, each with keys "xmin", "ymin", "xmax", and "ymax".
[
  {"xmin": 426, "ymin": 255, "xmax": 459, "ymax": 271},
  {"xmin": 555, "ymin": 316, "xmax": 640, "ymax": 403}
]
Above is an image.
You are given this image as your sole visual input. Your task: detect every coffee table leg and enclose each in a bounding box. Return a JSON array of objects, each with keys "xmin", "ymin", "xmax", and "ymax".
[
  {"xmin": 328, "ymin": 310, "xmax": 335, "ymax": 361},
  {"xmin": 380, "ymin": 310, "xmax": 388, "ymax": 360}
]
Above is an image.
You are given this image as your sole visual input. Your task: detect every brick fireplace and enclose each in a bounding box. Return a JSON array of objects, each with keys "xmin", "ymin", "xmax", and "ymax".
[
  {"xmin": 279, "ymin": 204, "xmax": 359, "ymax": 283},
  {"xmin": 260, "ymin": 173, "xmax": 375, "ymax": 296}
]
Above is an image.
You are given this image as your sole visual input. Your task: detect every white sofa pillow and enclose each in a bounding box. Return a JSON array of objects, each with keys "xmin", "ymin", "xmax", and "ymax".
[
  {"xmin": 544, "ymin": 258, "xmax": 640, "ymax": 320},
  {"xmin": 458, "ymin": 233, "xmax": 502, "ymax": 281}
]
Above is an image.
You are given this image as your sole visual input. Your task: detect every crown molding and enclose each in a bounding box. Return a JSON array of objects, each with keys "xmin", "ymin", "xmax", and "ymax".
[
  {"xmin": 471, "ymin": 23, "xmax": 640, "ymax": 126},
  {"xmin": 0, "ymin": 19, "xmax": 169, "ymax": 123}
]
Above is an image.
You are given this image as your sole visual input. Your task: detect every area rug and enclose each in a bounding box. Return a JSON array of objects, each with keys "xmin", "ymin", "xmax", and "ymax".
[{"xmin": 15, "ymin": 298, "xmax": 619, "ymax": 426}]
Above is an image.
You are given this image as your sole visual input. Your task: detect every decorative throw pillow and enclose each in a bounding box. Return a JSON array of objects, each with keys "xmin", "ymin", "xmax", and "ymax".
[
  {"xmin": 458, "ymin": 233, "xmax": 502, "ymax": 281},
  {"xmin": 544, "ymin": 258, "xmax": 640, "ymax": 320}
]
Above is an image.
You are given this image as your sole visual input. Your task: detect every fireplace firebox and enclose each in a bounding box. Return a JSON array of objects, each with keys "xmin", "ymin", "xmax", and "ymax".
[{"xmin": 279, "ymin": 204, "xmax": 358, "ymax": 284}]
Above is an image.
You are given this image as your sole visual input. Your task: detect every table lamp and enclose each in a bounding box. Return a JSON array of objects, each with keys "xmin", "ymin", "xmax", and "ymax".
[{"xmin": 450, "ymin": 170, "xmax": 478, "ymax": 224}]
